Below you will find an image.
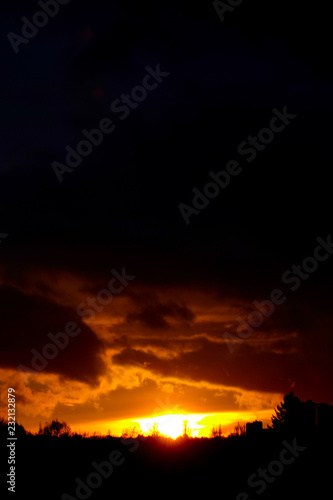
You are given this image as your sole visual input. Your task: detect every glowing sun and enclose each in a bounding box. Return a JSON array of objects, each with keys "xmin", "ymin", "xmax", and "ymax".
[{"xmin": 133, "ymin": 414, "xmax": 208, "ymax": 439}]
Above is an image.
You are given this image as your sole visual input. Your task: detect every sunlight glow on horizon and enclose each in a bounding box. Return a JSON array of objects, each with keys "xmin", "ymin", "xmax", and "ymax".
[
  {"xmin": 134, "ymin": 413, "xmax": 210, "ymax": 438},
  {"xmin": 69, "ymin": 409, "xmax": 274, "ymax": 438}
]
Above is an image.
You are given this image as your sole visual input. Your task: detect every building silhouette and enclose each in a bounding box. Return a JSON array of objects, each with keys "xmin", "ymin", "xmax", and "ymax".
[{"xmin": 246, "ymin": 420, "xmax": 263, "ymax": 436}]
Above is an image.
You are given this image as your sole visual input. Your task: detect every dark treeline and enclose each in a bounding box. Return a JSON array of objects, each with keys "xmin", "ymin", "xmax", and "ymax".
[{"xmin": 1, "ymin": 393, "xmax": 332, "ymax": 500}]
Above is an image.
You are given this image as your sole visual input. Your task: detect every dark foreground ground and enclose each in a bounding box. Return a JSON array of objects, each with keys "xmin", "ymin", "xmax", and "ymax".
[{"xmin": 1, "ymin": 429, "xmax": 332, "ymax": 500}]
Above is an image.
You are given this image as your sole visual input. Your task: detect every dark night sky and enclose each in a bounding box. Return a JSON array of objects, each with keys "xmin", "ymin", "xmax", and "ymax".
[{"xmin": 1, "ymin": 0, "xmax": 333, "ymax": 433}]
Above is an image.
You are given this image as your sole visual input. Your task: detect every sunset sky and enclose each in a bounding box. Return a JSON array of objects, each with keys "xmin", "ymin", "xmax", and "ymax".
[{"xmin": 1, "ymin": 1, "xmax": 332, "ymax": 438}]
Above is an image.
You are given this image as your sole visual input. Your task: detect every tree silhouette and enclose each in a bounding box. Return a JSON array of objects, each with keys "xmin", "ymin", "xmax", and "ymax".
[
  {"xmin": 271, "ymin": 392, "xmax": 301, "ymax": 432},
  {"xmin": 233, "ymin": 422, "xmax": 246, "ymax": 436},
  {"xmin": 182, "ymin": 419, "xmax": 192, "ymax": 438},
  {"xmin": 211, "ymin": 424, "xmax": 223, "ymax": 438},
  {"xmin": 151, "ymin": 422, "xmax": 161, "ymax": 437},
  {"xmin": 121, "ymin": 425, "xmax": 141, "ymax": 438},
  {"xmin": 38, "ymin": 419, "xmax": 71, "ymax": 437}
]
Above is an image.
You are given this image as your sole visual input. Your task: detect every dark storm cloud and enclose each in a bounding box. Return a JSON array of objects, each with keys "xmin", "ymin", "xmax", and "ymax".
[
  {"xmin": 112, "ymin": 341, "xmax": 286, "ymax": 392},
  {"xmin": 0, "ymin": 285, "xmax": 106, "ymax": 385},
  {"xmin": 1, "ymin": 0, "xmax": 332, "ymax": 260},
  {"xmin": 1, "ymin": 0, "xmax": 333, "ymax": 424},
  {"xmin": 112, "ymin": 304, "xmax": 333, "ymax": 404},
  {"xmin": 126, "ymin": 300, "xmax": 195, "ymax": 329}
]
